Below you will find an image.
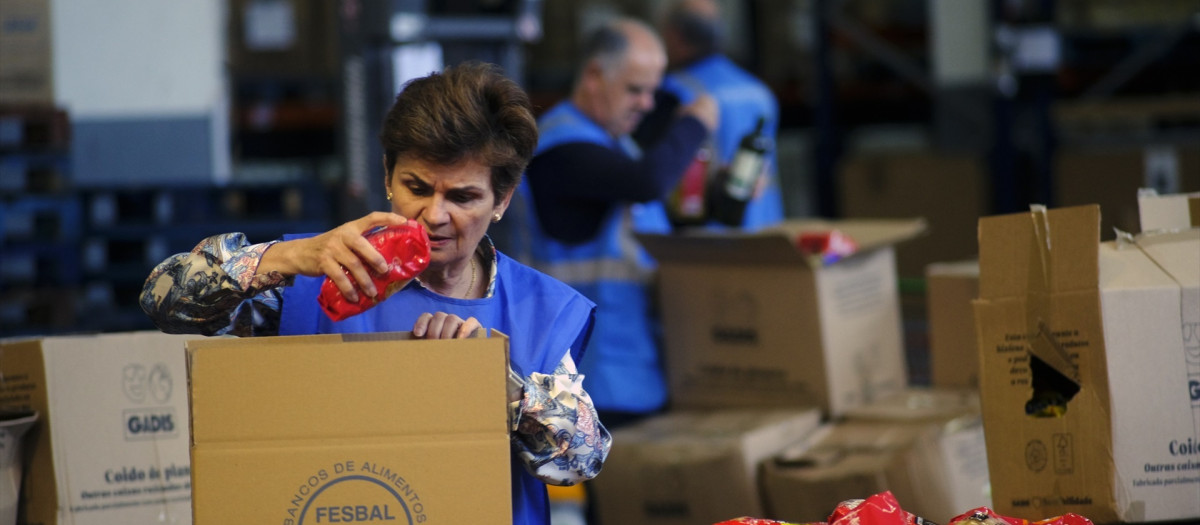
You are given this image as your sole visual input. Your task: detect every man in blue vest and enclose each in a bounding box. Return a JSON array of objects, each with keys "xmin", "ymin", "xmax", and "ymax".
[
  {"xmin": 645, "ymin": 0, "xmax": 786, "ymax": 231},
  {"xmin": 521, "ymin": 17, "xmax": 717, "ymax": 428}
]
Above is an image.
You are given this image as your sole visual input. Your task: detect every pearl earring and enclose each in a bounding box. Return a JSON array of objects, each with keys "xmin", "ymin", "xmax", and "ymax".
[
  {"xmin": 492, "ymin": 213, "xmax": 502, "ymax": 223},
  {"xmin": 386, "ymin": 192, "xmax": 393, "ymax": 201}
]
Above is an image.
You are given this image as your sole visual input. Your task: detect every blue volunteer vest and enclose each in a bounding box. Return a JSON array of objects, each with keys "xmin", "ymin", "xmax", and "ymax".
[
  {"xmin": 279, "ymin": 238, "xmax": 596, "ymax": 525},
  {"xmin": 660, "ymin": 54, "xmax": 785, "ymax": 231},
  {"xmin": 518, "ymin": 101, "xmax": 669, "ymax": 414}
]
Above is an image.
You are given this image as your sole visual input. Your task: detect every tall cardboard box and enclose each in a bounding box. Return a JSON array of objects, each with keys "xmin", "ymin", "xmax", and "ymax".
[
  {"xmin": 590, "ymin": 408, "xmax": 821, "ymax": 525},
  {"xmin": 973, "ymin": 204, "xmax": 1200, "ymax": 523},
  {"xmin": 637, "ymin": 218, "xmax": 924, "ymax": 417},
  {"xmin": 839, "ymin": 150, "xmax": 988, "ymax": 278},
  {"xmin": 0, "ymin": 331, "xmax": 195, "ymax": 525},
  {"xmin": 187, "ymin": 331, "xmax": 512, "ymax": 524},
  {"xmin": 926, "ymin": 260, "xmax": 981, "ymax": 388},
  {"xmin": 762, "ymin": 388, "xmax": 990, "ymax": 524}
]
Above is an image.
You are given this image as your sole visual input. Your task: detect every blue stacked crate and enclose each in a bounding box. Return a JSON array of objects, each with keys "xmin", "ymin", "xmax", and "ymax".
[
  {"xmin": 0, "ymin": 106, "xmax": 79, "ymax": 336},
  {"xmin": 78, "ymin": 188, "xmax": 174, "ymax": 332},
  {"xmin": 78, "ymin": 179, "xmax": 334, "ymax": 332}
]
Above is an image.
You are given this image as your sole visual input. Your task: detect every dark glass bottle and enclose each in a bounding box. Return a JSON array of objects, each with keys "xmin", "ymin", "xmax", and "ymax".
[{"xmin": 713, "ymin": 116, "xmax": 769, "ymax": 226}]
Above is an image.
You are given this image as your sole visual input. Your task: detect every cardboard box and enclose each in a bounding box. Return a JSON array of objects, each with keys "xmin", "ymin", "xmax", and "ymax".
[
  {"xmin": 0, "ymin": 331, "xmax": 195, "ymax": 525},
  {"xmin": 973, "ymin": 204, "xmax": 1200, "ymax": 522},
  {"xmin": 926, "ymin": 260, "xmax": 981, "ymax": 389},
  {"xmin": 187, "ymin": 331, "xmax": 512, "ymax": 524},
  {"xmin": 839, "ymin": 150, "xmax": 988, "ymax": 278},
  {"xmin": 590, "ymin": 408, "xmax": 821, "ymax": 525},
  {"xmin": 1138, "ymin": 189, "xmax": 1200, "ymax": 232},
  {"xmin": 0, "ymin": 0, "xmax": 53, "ymax": 105},
  {"xmin": 228, "ymin": 0, "xmax": 340, "ymax": 78},
  {"xmin": 637, "ymin": 218, "xmax": 925, "ymax": 417},
  {"xmin": 1055, "ymin": 144, "xmax": 1200, "ymax": 239},
  {"xmin": 839, "ymin": 386, "xmax": 981, "ymax": 423},
  {"xmin": 762, "ymin": 388, "xmax": 990, "ymax": 524}
]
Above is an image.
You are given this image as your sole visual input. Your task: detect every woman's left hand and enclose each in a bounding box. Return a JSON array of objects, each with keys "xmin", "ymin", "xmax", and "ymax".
[{"xmin": 413, "ymin": 312, "xmax": 482, "ymax": 339}]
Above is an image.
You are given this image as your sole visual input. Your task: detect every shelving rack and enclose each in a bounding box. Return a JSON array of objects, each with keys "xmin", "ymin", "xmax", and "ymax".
[{"xmin": 0, "ymin": 106, "xmax": 79, "ymax": 336}]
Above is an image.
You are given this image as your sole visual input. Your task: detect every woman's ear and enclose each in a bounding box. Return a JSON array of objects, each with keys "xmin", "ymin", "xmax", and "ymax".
[{"xmin": 493, "ymin": 187, "xmax": 515, "ymax": 220}]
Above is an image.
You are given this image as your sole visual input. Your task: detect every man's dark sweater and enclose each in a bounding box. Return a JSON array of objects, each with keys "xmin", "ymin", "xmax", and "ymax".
[{"xmin": 524, "ymin": 114, "xmax": 707, "ymax": 244}]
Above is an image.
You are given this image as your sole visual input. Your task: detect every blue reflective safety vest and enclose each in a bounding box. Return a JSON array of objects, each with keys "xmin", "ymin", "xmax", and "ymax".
[
  {"xmin": 517, "ymin": 101, "xmax": 669, "ymax": 414},
  {"xmin": 279, "ymin": 238, "xmax": 596, "ymax": 525},
  {"xmin": 659, "ymin": 54, "xmax": 785, "ymax": 231}
]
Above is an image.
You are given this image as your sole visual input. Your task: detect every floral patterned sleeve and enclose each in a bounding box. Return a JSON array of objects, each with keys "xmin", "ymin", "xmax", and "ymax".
[
  {"xmin": 507, "ymin": 352, "xmax": 612, "ymax": 486},
  {"xmin": 139, "ymin": 232, "xmax": 291, "ymax": 337}
]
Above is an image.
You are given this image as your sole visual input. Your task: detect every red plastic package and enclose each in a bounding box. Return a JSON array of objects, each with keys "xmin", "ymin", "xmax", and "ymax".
[
  {"xmin": 796, "ymin": 229, "xmax": 858, "ymax": 265},
  {"xmin": 318, "ymin": 222, "xmax": 430, "ymax": 322},
  {"xmin": 713, "ymin": 518, "xmax": 815, "ymax": 525},
  {"xmin": 827, "ymin": 492, "xmax": 934, "ymax": 525},
  {"xmin": 947, "ymin": 507, "xmax": 1094, "ymax": 525}
]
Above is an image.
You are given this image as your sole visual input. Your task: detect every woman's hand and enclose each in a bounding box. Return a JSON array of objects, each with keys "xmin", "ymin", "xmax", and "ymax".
[
  {"xmin": 259, "ymin": 212, "xmax": 409, "ymax": 302},
  {"xmin": 413, "ymin": 312, "xmax": 482, "ymax": 339}
]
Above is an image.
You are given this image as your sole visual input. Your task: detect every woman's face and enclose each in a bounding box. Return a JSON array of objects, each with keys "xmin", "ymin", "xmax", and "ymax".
[{"xmin": 385, "ymin": 155, "xmax": 510, "ymax": 270}]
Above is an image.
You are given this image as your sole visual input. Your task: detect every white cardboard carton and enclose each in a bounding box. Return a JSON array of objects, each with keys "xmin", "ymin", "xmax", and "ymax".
[
  {"xmin": 637, "ymin": 219, "xmax": 924, "ymax": 417},
  {"xmin": 0, "ymin": 331, "xmax": 195, "ymax": 525},
  {"xmin": 1138, "ymin": 189, "xmax": 1200, "ymax": 232}
]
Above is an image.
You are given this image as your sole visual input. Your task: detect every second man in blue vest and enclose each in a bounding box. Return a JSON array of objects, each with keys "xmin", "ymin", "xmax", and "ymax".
[{"xmin": 520, "ymin": 17, "xmax": 717, "ymax": 427}]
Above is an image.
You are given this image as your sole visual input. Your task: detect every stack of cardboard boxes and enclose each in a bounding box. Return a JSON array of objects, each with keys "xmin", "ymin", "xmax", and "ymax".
[
  {"xmin": 761, "ymin": 389, "xmax": 990, "ymax": 522},
  {"xmin": 3, "ymin": 191, "xmax": 1195, "ymax": 524},
  {"xmin": 585, "ymin": 217, "xmax": 994, "ymax": 524}
]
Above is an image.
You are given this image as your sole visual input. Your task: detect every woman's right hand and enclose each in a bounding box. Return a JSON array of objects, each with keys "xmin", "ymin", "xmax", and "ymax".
[{"xmin": 258, "ymin": 212, "xmax": 410, "ymax": 302}]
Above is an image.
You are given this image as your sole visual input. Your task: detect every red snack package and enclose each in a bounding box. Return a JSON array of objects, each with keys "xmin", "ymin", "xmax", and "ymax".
[
  {"xmin": 796, "ymin": 229, "xmax": 858, "ymax": 265},
  {"xmin": 948, "ymin": 507, "xmax": 1093, "ymax": 525},
  {"xmin": 948, "ymin": 507, "xmax": 1027, "ymax": 525},
  {"xmin": 827, "ymin": 492, "xmax": 934, "ymax": 525},
  {"xmin": 1032, "ymin": 515, "xmax": 1092, "ymax": 525},
  {"xmin": 318, "ymin": 222, "xmax": 430, "ymax": 322},
  {"xmin": 713, "ymin": 518, "xmax": 816, "ymax": 525}
]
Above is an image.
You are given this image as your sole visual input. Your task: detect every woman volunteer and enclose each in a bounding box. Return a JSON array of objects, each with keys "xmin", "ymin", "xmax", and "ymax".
[{"xmin": 140, "ymin": 61, "xmax": 611, "ymax": 525}]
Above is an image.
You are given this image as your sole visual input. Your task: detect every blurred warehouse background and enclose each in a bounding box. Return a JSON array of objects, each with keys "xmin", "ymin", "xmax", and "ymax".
[{"xmin": 2, "ymin": 0, "xmax": 1198, "ymax": 349}]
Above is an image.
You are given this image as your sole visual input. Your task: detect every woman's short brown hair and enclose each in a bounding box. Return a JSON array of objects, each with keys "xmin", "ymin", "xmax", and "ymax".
[{"xmin": 381, "ymin": 61, "xmax": 537, "ymax": 203}]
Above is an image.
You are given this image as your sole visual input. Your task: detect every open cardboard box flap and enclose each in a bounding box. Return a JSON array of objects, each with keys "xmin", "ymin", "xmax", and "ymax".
[
  {"xmin": 187, "ymin": 329, "xmax": 508, "ymax": 444},
  {"xmin": 978, "ymin": 205, "xmax": 1101, "ymax": 301},
  {"xmin": 978, "ymin": 205, "xmax": 1103, "ymax": 383},
  {"xmin": 637, "ymin": 218, "xmax": 926, "ymax": 267},
  {"xmin": 1135, "ymin": 228, "xmax": 1200, "ymax": 283},
  {"xmin": 1137, "ymin": 188, "xmax": 1200, "ymax": 233}
]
